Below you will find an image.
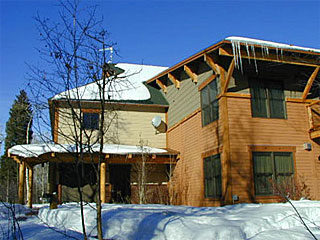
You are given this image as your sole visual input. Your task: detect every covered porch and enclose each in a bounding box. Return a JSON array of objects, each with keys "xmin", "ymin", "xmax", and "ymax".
[{"xmin": 8, "ymin": 143, "xmax": 179, "ymax": 207}]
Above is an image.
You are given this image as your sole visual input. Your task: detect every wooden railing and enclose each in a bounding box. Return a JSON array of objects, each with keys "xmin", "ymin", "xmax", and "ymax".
[{"xmin": 307, "ymin": 101, "xmax": 320, "ymax": 137}]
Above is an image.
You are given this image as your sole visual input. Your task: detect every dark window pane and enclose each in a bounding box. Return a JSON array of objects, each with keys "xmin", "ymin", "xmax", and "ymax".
[
  {"xmin": 83, "ymin": 113, "xmax": 99, "ymax": 130},
  {"xmin": 201, "ymin": 78, "xmax": 219, "ymax": 126},
  {"xmin": 274, "ymin": 152, "xmax": 293, "ymax": 185},
  {"xmin": 250, "ymin": 79, "xmax": 268, "ymax": 117},
  {"xmin": 204, "ymin": 154, "xmax": 222, "ymax": 198},
  {"xmin": 268, "ymin": 82, "xmax": 286, "ymax": 119},
  {"xmin": 253, "ymin": 152, "xmax": 273, "ymax": 195}
]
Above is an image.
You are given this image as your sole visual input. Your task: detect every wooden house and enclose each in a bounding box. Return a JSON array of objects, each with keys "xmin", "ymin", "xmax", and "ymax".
[
  {"xmin": 145, "ymin": 36, "xmax": 320, "ymax": 206},
  {"xmin": 8, "ymin": 37, "xmax": 320, "ymax": 207}
]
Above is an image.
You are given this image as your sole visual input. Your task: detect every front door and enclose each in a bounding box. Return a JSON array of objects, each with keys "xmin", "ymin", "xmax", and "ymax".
[{"xmin": 109, "ymin": 164, "xmax": 131, "ymax": 203}]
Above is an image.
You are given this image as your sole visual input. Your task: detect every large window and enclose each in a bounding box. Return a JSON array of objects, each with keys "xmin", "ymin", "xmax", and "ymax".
[
  {"xmin": 253, "ymin": 152, "xmax": 294, "ymax": 196},
  {"xmin": 204, "ymin": 154, "xmax": 222, "ymax": 198},
  {"xmin": 83, "ymin": 112, "xmax": 99, "ymax": 130},
  {"xmin": 250, "ymin": 79, "xmax": 286, "ymax": 119},
  {"xmin": 201, "ymin": 80, "xmax": 219, "ymax": 126}
]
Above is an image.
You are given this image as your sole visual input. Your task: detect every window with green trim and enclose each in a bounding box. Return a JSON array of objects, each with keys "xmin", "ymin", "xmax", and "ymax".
[
  {"xmin": 253, "ymin": 152, "xmax": 294, "ymax": 196},
  {"xmin": 250, "ymin": 79, "xmax": 286, "ymax": 119},
  {"xmin": 201, "ymin": 80, "xmax": 219, "ymax": 126},
  {"xmin": 204, "ymin": 154, "xmax": 222, "ymax": 198}
]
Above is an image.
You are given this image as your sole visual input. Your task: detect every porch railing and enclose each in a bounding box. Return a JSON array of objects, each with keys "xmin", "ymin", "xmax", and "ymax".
[{"xmin": 307, "ymin": 100, "xmax": 320, "ymax": 134}]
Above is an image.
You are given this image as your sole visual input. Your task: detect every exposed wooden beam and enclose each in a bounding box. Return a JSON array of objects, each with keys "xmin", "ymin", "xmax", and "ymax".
[
  {"xmin": 27, "ymin": 167, "xmax": 33, "ymax": 208},
  {"xmin": 152, "ymin": 154, "xmax": 156, "ymax": 159},
  {"xmin": 219, "ymin": 46, "xmax": 320, "ymax": 68},
  {"xmin": 184, "ymin": 65, "xmax": 198, "ymax": 83},
  {"xmin": 302, "ymin": 67, "xmax": 320, "ymax": 101},
  {"xmin": 204, "ymin": 54, "xmax": 219, "ymax": 74},
  {"xmin": 127, "ymin": 153, "xmax": 133, "ymax": 159},
  {"xmin": 222, "ymin": 59, "xmax": 235, "ymax": 94},
  {"xmin": 156, "ymin": 79, "xmax": 168, "ymax": 93},
  {"xmin": 198, "ymin": 74, "xmax": 216, "ymax": 91},
  {"xmin": 168, "ymin": 73, "xmax": 180, "ymax": 89},
  {"xmin": 100, "ymin": 162, "xmax": 106, "ymax": 203}
]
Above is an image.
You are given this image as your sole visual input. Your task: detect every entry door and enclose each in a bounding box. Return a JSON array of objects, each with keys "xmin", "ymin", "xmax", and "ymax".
[{"xmin": 109, "ymin": 164, "xmax": 131, "ymax": 203}]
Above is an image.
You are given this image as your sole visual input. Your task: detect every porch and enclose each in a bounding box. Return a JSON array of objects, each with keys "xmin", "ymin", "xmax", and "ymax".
[
  {"xmin": 307, "ymin": 101, "xmax": 320, "ymax": 143},
  {"xmin": 8, "ymin": 143, "xmax": 179, "ymax": 207}
]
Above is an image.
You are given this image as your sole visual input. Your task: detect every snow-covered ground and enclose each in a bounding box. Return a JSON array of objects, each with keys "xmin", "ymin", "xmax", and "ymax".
[{"xmin": 1, "ymin": 200, "xmax": 320, "ymax": 240}]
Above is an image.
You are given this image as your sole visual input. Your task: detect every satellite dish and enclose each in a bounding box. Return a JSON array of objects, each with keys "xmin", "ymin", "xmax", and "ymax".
[{"xmin": 151, "ymin": 116, "xmax": 162, "ymax": 128}]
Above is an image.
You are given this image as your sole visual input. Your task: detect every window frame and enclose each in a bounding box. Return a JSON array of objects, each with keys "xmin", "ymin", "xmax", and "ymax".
[
  {"xmin": 252, "ymin": 151, "xmax": 294, "ymax": 196},
  {"xmin": 200, "ymin": 79, "xmax": 219, "ymax": 126},
  {"xmin": 250, "ymin": 78, "xmax": 287, "ymax": 119},
  {"xmin": 203, "ymin": 153, "xmax": 222, "ymax": 199},
  {"xmin": 82, "ymin": 112, "xmax": 99, "ymax": 130}
]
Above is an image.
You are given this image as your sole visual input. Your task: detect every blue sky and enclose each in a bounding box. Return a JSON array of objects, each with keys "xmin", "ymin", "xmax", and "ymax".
[{"xmin": 0, "ymin": 0, "xmax": 319, "ymax": 138}]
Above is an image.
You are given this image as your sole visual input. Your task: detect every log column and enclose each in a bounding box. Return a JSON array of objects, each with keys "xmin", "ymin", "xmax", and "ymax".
[
  {"xmin": 18, "ymin": 161, "xmax": 25, "ymax": 205},
  {"xmin": 27, "ymin": 167, "xmax": 33, "ymax": 208},
  {"xmin": 100, "ymin": 162, "xmax": 106, "ymax": 203}
]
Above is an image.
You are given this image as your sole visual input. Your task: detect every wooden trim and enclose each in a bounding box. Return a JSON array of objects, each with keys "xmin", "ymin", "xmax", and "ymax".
[
  {"xmin": 219, "ymin": 46, "xmax": 320, "ymax": 68},
  {"xmin": 218, "ymin": 92, "xmax": 251, "ymax": 99},
  {"xmin": 306, "ymin": 100, "xmax": 320, "ymax": 107},
  {"xmin": 156, "ymin": 79, "xmax": 168, "ymax": 93},
  {"xmin": 167, "ymin": 108, "xmax": 201, "ymax": 133},
  {"xmin": 82, "ymin": 108, "xmax": 101, "ymax": 113},
  {"xmin": 168, "ymin": 73, "xmax": 180, "ymax": 89},
  {"xmin": 222, "ymin": 59, "xmax": 235, "ymax": 94},
  {"xmin": 53, "ymin": 107, "xmax": 59, "ymax": 143},
  {"xmin": 165, "ymin": 112, "xmax": 168, "ymax": 149},
  {"xmin": 184, "ymin": 65, "xmax": 198, "ymax": 83},
  {"xmin": 146, "ymin": 41, "xmax": 226, "ymax": 84},
  {"xmin": 201, "ymin": 146, "xmax": 222, "ymax": 159},
  {"xmin": 302, "ymin": 66, "xmax": 320, "ymax": 101},
  {"xmin": 198, "ymin": 74, "xmax": 216, "ymax": 91},
  {"xmin": 286, "ymin": 98, "xmax": 316, "ymax": 104},
  {"xmin": 204, "ymin": 54, "xmax": 219, "ymax": 74},
  {"xmin": 248, "ymin": 145, "xmax": 296, "ymax": 152}
]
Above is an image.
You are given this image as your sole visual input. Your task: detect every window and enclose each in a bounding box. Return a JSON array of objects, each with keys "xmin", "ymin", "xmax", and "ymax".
[
  {"xmin": 83, "ymin": 112, "xmax": 99, "ymax": 130},
  {"xmin": 201, "ymin": 80, "xmax": 219, "ymax": 126},
  {"xmin": 253, "ymin": 152, "xmax": 294, "ymax": 196},
  {"xmin": 204, "ymin": 154, "xmax": 222, "ymax": 198},
  {"xmin": 250, "ymin": 79, "xmax": 286, "ymax": 118}
]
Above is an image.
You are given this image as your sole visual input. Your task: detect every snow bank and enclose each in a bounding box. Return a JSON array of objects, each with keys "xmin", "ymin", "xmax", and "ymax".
[
  {"xmin": 52, "ymin": 63, "xmax": 168, "ymax": 101},
  {"xmin": 8, "ymin": 143, "xmax": 168, "ymax": 158},
  {"xmin": 35, "ymin": 200, "xmax": 320, "ymax": 240}
]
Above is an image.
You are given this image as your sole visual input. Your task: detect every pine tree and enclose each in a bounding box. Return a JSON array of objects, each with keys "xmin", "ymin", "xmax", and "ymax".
[{"xmin": 0, "ymin": 90, "xmax": 32, "ymax": 201}]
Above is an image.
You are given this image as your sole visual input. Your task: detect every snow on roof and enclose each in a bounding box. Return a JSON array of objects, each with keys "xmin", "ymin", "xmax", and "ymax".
[
  {"xmin": 8, "ymin": 143, "xmax": 168, "ymax": 158},
  {"xmin": 225, "ymin": 36, "xmax": 320, "ymax": 53},
  {"xmin": 53, "ymin": 63, "xmax": 168, "ymax": 101}
]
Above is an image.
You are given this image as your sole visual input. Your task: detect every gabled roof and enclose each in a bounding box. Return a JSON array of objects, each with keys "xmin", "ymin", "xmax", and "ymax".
[{"xmin": 52, "ymin": 63, "xmax": 168, "ymax": 105}]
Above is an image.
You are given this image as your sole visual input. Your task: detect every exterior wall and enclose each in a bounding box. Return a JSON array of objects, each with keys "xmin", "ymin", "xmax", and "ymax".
[
  {"xmin": 227, "ymin": 96, "xmax": 320, "ymax": 202},
  {"xmin": 56, "ymin": 107, "xmax": 166, "ymax": 148},
  {"xmin": 165, "ymin": 64, "xmax": 216, "ymax": 128}
]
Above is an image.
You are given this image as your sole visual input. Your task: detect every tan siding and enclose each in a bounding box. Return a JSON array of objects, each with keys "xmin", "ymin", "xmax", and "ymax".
[
  {"xmin": 228, "ymin": 97, "xmax": 320, "ymax": 202},
  {"xmin": 57, "ymin": 108, "xmax": 166, "ymax": 148}
]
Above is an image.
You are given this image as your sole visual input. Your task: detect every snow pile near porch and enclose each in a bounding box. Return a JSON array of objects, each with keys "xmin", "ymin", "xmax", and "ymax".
[
  {"xmin": 52, "ymin": 63, "xmax": 168, "ymax": 101},
  {"xmin": 8, "ymin": 143, "xmax": 168, "ymax": 158},
  {"xmin": 34, "ymin": 200, "xmax": 320, "ymax": 239}
]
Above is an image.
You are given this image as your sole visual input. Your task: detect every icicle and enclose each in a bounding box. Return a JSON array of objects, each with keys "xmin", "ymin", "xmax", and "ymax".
[
  {"xmin": 276, "ymin": 48, "xmax": 279, "ymax": 60},
  {"xmin": 281, "ymin": 48, "xmax": 284, "ymax": 61},
  {"xmin": 251, "ymin": 45, "xmax": 258, "ymax": 73},
  {"xmin": 231, "ymin": 40, "xmax": 238, "ymax": 69},
  {"xmin": 245, "ymin": 42, "xmax": 251, "ymax": 64},
  {"xmin": 237, "ymin": 41, "xmax": 243, "ymax": 73}
]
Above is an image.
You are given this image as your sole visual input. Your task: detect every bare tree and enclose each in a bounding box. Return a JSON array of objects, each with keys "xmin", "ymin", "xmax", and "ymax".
[{"xmin": 27, "ymin": 1, "xmax": 127, "ymax": 239}]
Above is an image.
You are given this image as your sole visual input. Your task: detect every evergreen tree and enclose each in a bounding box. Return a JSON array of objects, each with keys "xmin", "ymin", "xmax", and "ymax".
[{"xmin": 0, "ymin": 90, "xmax": 32, "ymax": 201}]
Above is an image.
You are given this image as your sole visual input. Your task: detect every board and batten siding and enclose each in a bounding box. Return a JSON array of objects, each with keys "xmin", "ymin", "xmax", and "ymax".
[
  {"xmin": 227, "ymin": 97, "xmax": 320, "ymax": 202},
  {"xmin": 57, "ymin": 107, "xmax": 166, "ymax": 148}
]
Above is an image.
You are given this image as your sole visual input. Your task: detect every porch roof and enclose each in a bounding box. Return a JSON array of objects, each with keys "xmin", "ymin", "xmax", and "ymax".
[{"xmin": 8, "ymin": 143, "xmax": 179, "ymax": 165}]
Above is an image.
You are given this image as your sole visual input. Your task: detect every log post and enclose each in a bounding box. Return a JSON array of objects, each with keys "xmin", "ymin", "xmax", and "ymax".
[
  {"xmin": 18, "ymin": 161, "xmax": 25, "ymax": 205},
  {"xmin": 100, "ymin": 162, "xmax": 106, "ymax": 203},
  {"xmin": 27, "ymin": 167, "xmax": 33, "ymax": 208}
]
